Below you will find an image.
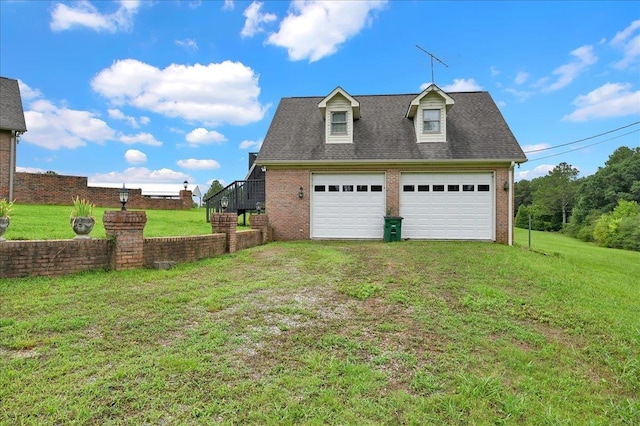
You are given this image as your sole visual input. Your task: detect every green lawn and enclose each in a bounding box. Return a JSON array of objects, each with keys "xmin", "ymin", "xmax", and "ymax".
[
  {"xmin": 3, "ymin": 204, "xmax": 248, "ymax": 240},
  {"xmin": 1, "ymin": 232, "xmax": 638, "ymax": 424}
]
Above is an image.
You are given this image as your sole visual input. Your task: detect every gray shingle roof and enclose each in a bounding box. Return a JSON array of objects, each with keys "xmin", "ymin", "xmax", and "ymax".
[
  {"xmin": 258, "ymin": 91, "xmax": 527, "ymax": 164},
  {"xmin": 0, "ymin": 77, "xmax": 27, "ymax": 132}
]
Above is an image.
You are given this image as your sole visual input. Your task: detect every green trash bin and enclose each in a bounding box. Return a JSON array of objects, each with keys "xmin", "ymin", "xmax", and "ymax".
[{"xmin": 383, "ymin": 216, "xmax": 403, "ymax": 242}]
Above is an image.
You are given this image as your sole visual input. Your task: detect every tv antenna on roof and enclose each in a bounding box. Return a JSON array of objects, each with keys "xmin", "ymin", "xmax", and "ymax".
[{"xmin": 416, "ymin": 45, "xmax": 448, "ymax": 84}]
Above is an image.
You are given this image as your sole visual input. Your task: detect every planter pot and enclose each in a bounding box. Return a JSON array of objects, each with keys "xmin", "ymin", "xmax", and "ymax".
[
  {"xmin": 0, "ymin": 217, "xmax": 9, "ymax": 241},
  {"xmin": 71, "ymin": 216, "xmax": 95, "ymax": 239}
]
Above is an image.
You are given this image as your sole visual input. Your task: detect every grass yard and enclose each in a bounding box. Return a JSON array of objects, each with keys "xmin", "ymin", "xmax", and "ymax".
[
  {"xmin": 1, "ymin": 232, "xmax": 639, "ymax": 424},
  {"xmin": 4, "ymin": 204, "xmax": 249, "ymax": 240}
]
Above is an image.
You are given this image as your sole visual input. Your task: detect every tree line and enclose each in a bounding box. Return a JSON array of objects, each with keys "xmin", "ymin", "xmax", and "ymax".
[{"xmin": 515, "ymin": 146, "xmax": 640, "ymax": 251}]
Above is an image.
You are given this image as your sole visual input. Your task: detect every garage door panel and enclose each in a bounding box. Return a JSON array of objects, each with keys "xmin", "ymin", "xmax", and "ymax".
[
  {"xmin": 400, "ymin": 173, "xmax": 494, "ymax": 240},
  {"xmin": 312, "ymin": 174, "xmax": 385, "ymax": 239}
]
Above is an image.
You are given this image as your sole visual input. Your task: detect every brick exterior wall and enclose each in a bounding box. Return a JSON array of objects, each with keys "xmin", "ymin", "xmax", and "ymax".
[
  {"xmin": 265, "ymin": 165, "xmax": 513, "ymax": 244},
  {"xmin": 265, "ymin": 169, "xmax": 310, "ymax": 240},
  {"xmin": 143, "ymin": 234, "xmax": 226, "ymax": 268},
  {"xmin": 0, "ymin": 239, "xmax": 112, "ymax": 278},
  {"xmin": 0, "ymin": 130, "xmax": 13, "ymax": 200},
  {"xmin": 12, "ymin": 172, "xmax": 192, "ymax": 210}
]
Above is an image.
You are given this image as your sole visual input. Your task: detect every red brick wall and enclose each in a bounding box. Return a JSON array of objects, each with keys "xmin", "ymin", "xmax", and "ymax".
[
  {"xmin": 13, "ymin": 172, "xmax": 192, "ymax": 210},
  {"xmin": 236, "ymin": 229, "xmax": 262, "ymax": 251},
  {"xmin": 265, "ymin": 169, "xmax": 310, "ymax": 240},
  {"xmin": 265, "ymin": 165, "xmax": 513, "ymax": 244},
  {"xmin": 0, "ymin": 239, "xmax": 112, "ymax": 278},
  {"xmin": 143, "ymin": 234, "xmax": 226, "ymax": 267}
]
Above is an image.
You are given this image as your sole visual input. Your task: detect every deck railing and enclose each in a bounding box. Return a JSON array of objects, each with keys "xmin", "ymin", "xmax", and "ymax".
[{"xmin": 204, "ymin": 179, "xmax": 265, "ymax": 222}]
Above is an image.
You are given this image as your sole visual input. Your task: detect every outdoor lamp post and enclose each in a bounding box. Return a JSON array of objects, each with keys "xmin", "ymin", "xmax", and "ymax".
[
  {"xmin": 183, "ymin": 180, "xmax": 188, "ymax": 190},
  {"xmin": 256, "ymin": 201, "xmax": 262, "ymax": 214},
  {"xmin": 119, "ymin": 184, "xmax": 129, "ymax": 211},
  {"xmin": 220, "ymin": 196, "xmax": 229, "ymax": 213}
]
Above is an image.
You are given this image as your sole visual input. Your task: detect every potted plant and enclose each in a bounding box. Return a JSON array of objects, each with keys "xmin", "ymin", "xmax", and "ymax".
[
  {"xmin": 70, "ymin": 196, "xmax": 95, "ymax": 239},
  {"xmin": 0, "ymin": 198, "xmax": 13, "ymax": 241}
]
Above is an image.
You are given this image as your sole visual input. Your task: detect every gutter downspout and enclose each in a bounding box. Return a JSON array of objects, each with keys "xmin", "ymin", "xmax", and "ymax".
[
  {"xmin": 9, "ymin": 131, "xmax": 16, "ymax": 201},
  {"xmin": 508, "ymin": 161, "xmax": 515, "ymax": 246}
]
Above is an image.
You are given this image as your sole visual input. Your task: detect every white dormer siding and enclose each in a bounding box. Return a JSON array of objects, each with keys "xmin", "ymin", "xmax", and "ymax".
[
  {"xmin": 325, "ymin": 94, "xmax": 353, "ymax": 144},
  {"xmin": 406, "ymin": 83, "xmax": 454, "ymax": 144},
  {"xmin": 415, "ymin": 93, "xmax": 446, "ymax": 143},
  {"xmin": 318, "ymin": 87, "xmax": 360, "ymax": 145}
]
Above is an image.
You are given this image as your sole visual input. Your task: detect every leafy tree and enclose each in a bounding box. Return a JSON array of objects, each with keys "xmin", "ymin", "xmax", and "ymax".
[
  {"xmin": 593, "ymin": 200, "xmax": 640, "ymax": 249},
  {"xmin": 572, "ymin": 147, "xmax": 640, "ymax": 224},
  {"xmin": 514, "ymin": 179, "xmax": 532, "ymax": 212},
  {"xmin": 44, "ymin": 170, "xmax": 58, "ymax": 175},
  {"xmin": 204, "ymin": 180, "xmax": 225, "ymax": 200},
  {"xmin": 532, "ymin": 162, "xmax": 580, "ymax": 227}
]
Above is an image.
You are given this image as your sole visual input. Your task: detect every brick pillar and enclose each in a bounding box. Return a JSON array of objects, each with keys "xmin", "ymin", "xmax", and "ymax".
[
  {"xmin": 103, "ymin": 211, "xmax": 147, "ymax": 270},
  {"xmin": 250, "ymin": 214, "xmax": 270, "ymax": 244},
  {"xmin": 211, "ymin": 213, "xmax": 237, "ymax": 253},
  {"xmin": 180, "ymin": 190, "xmax": 192, "ymax": 210}
]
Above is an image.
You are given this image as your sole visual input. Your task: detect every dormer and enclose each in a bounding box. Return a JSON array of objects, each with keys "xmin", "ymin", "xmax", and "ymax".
[
  {"xmin": 406, "ymin": 83, "xmax": 454, "ymax": 143},
  {"xmin": 318, "ymin": 87, "xmax": 360, "ymax": 144}
]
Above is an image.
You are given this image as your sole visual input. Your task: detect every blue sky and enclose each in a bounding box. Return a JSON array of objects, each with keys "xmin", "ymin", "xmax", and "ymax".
[{"xmin": 1, "ymin": 1, "xmax": 639, "ymax": 195}]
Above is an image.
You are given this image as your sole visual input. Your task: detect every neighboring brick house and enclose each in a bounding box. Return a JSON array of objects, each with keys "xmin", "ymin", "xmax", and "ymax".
[
  {"xmin": 0, "ymin": 77, "xmax": 27, "ymax": 201},
  {"xmin": 256, "ymin": 84, "xmax": 527, "ymax": 245}
]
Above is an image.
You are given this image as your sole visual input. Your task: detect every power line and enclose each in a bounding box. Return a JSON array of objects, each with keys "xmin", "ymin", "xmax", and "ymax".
[
  {"xmin": 526, "ymin": 129, "xmax": 640, "ymax": 162},
  {"xmin": 524, "ymin": 121, "xmax": 640, "ymax": 154}
]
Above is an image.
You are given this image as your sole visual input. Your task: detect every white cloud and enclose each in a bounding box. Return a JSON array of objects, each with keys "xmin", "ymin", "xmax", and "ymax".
[
  {"xmin": 108, "ymin": 108, "xmax": 139, "ymax": 128},
  {"xmin": 521, "ymin": 143, "xmax": 551, "ymax": 154},
  {"xmin": 504, "ymin": 87, "xmax": 533, "ymax": 101},
  {"xmin": 91, "ymin": 59, "xmax": 268, "ymax": 126},
  {"xmin": 239, "ymin": 139, "xmax": 262, "ymax": 150},
  {"xmin": 124, "ymin": 149, "xmax": 147, "ymax": 164},
  {"xmin": 516, "ymin": 164, "xmax": 555, "ymax": 181},
  {"xmin": 266, "ymin": 0, "xmax": 386, "ymax": 62},
  {"xmin": 119, "ymin": 132, "xmax": 162, "ymax": 146},
  {"xmin": 439, "ymin": 78, "xmax": 482, "ymax": 92},
  {"xmin": 22, "ymin": 99, "xmax": 116, "ymax": 149},
  {"xmin": 185, "ymin": 128, "xmax": 227, "ymax": 146},
  {"xmin": 490, "ymin": 66, "xmax": 500, "ymax": 76},
  {"xmin": 50, "ymin": 0, "xmax": 141, "ymax": 33},
  {"xmin": 175, "ymin": 38, "xmax": 198, "ymax": 51},
  {"xmin": 222, "ymin": 0, "xmax": 234, "ymax": 11},
  {"xmin": 514, "ymin": 71, "xmax": 529, "ymax": 85},
  {"xmin": 90, "ymin": 167, "xmax": 189, "ymax": 183},
  {"xmin": 562, "ymin": 82, "xmax": 640, "ymax": 122},
  {"xmin": 17, "ymin": 80, "xmax": 42, "ymax": 100},
  {"xmin": 543, "ymin": 45, "xmax": 597, "ymax": 92},
  {"xmin": 610, "ymin": 19, "xmax": 640, "ymax": 69},
  {"xmin": 177, "ymin": 158, "xmax": 221, "ymax": 170},
  {"xmin": 139, "ymin": 116, "xmax": 150, "ymax": 125},
  {"xmin": 241, "ymin": 2, "xmax": 277, "ymax": 38},
  {"xmin": 16, "ymin": 166, "xmax": 47, "ymax": 174}
]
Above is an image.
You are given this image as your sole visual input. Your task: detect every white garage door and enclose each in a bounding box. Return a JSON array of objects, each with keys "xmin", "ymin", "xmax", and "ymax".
[
  {"xmin": 312, "ymin": 173, "xmax": 385, "ymax": 239},
  {"xmin": 400, "ymin": 173, "xmax": 494, "ymax": 240}
]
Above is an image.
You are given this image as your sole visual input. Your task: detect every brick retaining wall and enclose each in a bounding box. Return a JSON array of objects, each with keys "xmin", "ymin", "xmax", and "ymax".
[
  {"xmin": 143, "ymin": 234, "xmax": 227, "ymax": 268},
  {"xmin": 0, "ymin": 213, "xmax": 271, "ymax": 279},
  {"xmin": 0, "ymin": 239, "xmax": 112, "ymax": 278}
]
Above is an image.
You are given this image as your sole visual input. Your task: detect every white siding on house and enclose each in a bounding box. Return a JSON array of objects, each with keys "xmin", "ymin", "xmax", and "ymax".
[
  {"xmin": 415, "ymin": 94, "xmax": 446, "ymax": 143},
  {"xmin": 325, "ymin": 94, "xmax": 353, "ymax": 144}
]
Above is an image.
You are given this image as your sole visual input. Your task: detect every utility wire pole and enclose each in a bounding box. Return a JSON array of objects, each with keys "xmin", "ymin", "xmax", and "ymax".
[{"xmin": 416, "ymin": 45, "xmax": 448, "ymax": 83}]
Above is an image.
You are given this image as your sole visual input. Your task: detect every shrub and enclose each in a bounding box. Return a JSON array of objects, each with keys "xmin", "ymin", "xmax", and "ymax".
[
  {"xmin": 0, "ymin": 199, "xmax": 14, "ymax": 218},
  {"xmin": 593, "ymin": 200, "xmax": 639, "ymax": 250}
]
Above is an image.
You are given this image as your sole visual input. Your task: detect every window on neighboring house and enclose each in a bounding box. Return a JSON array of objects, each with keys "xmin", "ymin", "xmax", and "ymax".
[
  {"xmin": 331, "ymin": 111, "xmax": 348, "ymax": 135},
  {"xmin": 422, "ymin": 109, "xmax": 441, "ymax": 133}
]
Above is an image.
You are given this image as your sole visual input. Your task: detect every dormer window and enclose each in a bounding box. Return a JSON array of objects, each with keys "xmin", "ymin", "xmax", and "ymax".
[
  {"xmin": 406, "ymin": 83, "xmax": 454, "ymax": 143},
  {"xmin": 422, "ymin": 109, "xmax": 441, "ymax": 133},
  {"xmin": 331, "ymin": 111, "xmax": 348, "ymax": 135},
  {"xmin": 318, "ymin": 87, "xmax": 360, "ymax": 144}
]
